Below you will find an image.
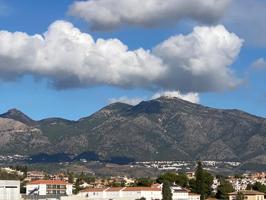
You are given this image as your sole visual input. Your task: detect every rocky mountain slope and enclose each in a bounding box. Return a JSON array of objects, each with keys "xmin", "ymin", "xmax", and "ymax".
[{"xmin": 1, "ymin": 97, "xmax": 266, "ymax": 163}]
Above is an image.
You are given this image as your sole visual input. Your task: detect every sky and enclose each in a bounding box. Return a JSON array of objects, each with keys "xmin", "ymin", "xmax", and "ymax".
[{"xmin": 0, "ymin": 0, "xmax": 265, "ymax": 120}]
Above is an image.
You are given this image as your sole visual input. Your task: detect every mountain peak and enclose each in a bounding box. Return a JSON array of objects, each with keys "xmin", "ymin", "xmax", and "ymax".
[
  {"xmin": 6, "ymin": 108, "xmax": 24, "ymax": 114},
  {"xmin": 0, "ymin": 108, "xmax": 35, "ymax": 126}
]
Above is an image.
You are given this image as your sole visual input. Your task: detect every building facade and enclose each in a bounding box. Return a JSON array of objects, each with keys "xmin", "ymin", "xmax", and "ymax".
[
  {"xmin": 26, "ymin": 180, "xmax": 72, "ymax": 196},
  {"xmin": 79, "ymin": 185, "xmax": 200, "ymax": 200},
  {"xmin": 229, "ymin": 190, "xmax": 265, "ymax": 200},
  {"xmin": 0, "ymin": 180, "xmax": 20, "ymax": 200},
  {"xmin": 171, "ymin": 186, "xmax": 200, "ymax": 200}
]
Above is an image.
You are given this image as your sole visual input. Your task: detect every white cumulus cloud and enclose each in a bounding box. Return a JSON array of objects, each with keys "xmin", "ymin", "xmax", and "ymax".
[
  {"xmin": 108, "ymin": 96, "xmax": 143, "ymax": 105},
  {"xmin": 153, "ymin": 25, "xmax": 243, "ymax": 92},
  {"xmin": 152, "ymin": 91, "xmax": 200, "ymax": 103},
  {"xmin": 0, "ymin": 20, "xmax": 242, "ymax": 92},
  {"xmin": 69, "ymin": 0, "xmax": 231, "ymax": 30},
  {"xmin": 109, "ymin": 90, "xmax": 199, "ymax": 106},
  {"xmin": 251, "ymin": 58, "xmax": 266, "ymax": 70}
]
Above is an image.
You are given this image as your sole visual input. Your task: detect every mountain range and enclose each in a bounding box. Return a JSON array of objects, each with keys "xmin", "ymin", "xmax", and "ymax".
[{"xmin": 1, "ymin": 97, "xmax": 266, "ymax": 164}]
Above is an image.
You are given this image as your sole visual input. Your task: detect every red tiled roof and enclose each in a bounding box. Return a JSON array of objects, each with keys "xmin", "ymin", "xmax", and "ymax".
[
  {"xmin": 27, "ymin": 180, "xmax": 70, "ymax": 185},
  {"xmin": 81, "ymin": 188, "xmax": 107, "ymax": 192},
  {"xmin": 81, "ymin": 187, "xmax": 161, "ymax": 192},
  {"xmin": 123, "ymin": 187, "xmax": 161, "ymax": 191},
  {"xmin": 151, "ymin": 183, "xmax": 162, "ymax": 188},
  {"xmin": 106, "ymin": 187, "xmax": 125, "ymax": 192}
]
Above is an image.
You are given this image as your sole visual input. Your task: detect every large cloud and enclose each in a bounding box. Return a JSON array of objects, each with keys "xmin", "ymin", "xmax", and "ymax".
[
  {"xmin": 153, "ymin": 25, "xmax": 243, "ymax": 92},
  {"xmin": 69, "ymin": 0, "xmax": 231, "ymax": 30},
  {"xmin": 0, "ymin": 20, "xmax": 242, "ymax": 92}
]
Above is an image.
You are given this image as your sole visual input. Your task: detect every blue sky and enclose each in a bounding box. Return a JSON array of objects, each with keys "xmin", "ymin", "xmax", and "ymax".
[{"xmin": 0, "ymin": 0, "xmax": 265, "ymax": 120}]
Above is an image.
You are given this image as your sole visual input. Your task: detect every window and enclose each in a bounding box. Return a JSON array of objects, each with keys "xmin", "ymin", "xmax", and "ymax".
[{"xmin": 5, "ymin": 186, "xmax": 17, "ymax": 188}]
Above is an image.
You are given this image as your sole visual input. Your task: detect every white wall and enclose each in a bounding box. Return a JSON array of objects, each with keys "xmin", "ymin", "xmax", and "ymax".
[
  {"xmin": 80, "ymin": 190, "xmax": 162, "ymax": 200},
  {"xmin": 66, "ymin": 184, "xmax": 73, "ymax": 195},
  {"xmin": 61, "ymin": 195, "xmax": 86, "ymax": 200},
  {"xmin": 0, "ymin": 180, "xmax": 20, "ymax": 200},
  {"xmin": 26, "ymin": 184, "xmax": 47, "ymax": 195},
  {"xmin": 26, "ymin": 183, "xmax": 72, "ymax": 196}
]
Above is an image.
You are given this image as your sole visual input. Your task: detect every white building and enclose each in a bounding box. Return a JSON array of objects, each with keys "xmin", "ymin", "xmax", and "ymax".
[
  {"xmin": 79, "ymin": 185, "xmax": 162, "ymax": 200},
  {"xmin": 171, "ymin": 186, "xmax": 200, "ymax": 200},
  {"xmin": 78, "ymin": 184, "xmax": 200, "ymax": 200},
  {"xmin": 26, "ymin": 180, "xmax": 72, "ymax": 196},
  {"xmin": 0, "ymin": 180, "xmax": 21, "ymax": 200}
]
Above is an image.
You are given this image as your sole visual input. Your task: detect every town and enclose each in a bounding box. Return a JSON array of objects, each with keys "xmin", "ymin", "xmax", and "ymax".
[{"xmin": 1, "ymin": 162, "xmax": 266, "ymax": 200}]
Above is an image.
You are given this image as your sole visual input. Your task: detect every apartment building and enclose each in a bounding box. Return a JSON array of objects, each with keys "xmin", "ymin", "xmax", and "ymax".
[
  {"xmin": 171, "ymin": 186, "xmax": 200, "ymax": 200},
  {"xmin": 26, "ymin": 180, "xmax": 72, "ymax": 196},
  {"xmin": 79, "ymin": 184, "xmax": 200, "ymax": 200},
  {"xmin": 79, "ymin": 185, "xmax": 162, "ymax": 200}
]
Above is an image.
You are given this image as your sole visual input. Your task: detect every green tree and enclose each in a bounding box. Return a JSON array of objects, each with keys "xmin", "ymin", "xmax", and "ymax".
[
  {"xmin": 162, "ymin": 181, "xmax": 172, "ymax": 200},
  {"xmin": 216, "ymin": 180, "xmax": 234, "ymax": 200},
  {"xmin": 189, "ymin": 178, "xmax": 196, "ymax": 191},
  {"xmin": 157, "ymin": 172, "xmax": 178, "ymax": 184},
  {"xmin": 73, "ymin": 178, "xmax": 82, "ymax": 194},
  {"xmin": 193, "ymin": 161, "xmax": 214, "ymax": 200},
  {"xmin": 136, "ymin": 178, "xmax": 154, "ymax": 187},
  {"xmin": 67, "ymin": 171, "xmax": 74, "ymax": 184},
  {"xmin": 176, "ymin": 172, "xmax": 189, "ymax": 187},
  {"xmin": 246, "ymin": 184, "xmax": 253, "ymax": 190},
  {"xmin": 157, "ymin": 172, "xmax": 188, "ymax": 187},
  {"xmin": 252, "ymin": 182, "xmax": 266, "ymax": 193},
  {"xmin": 236, "ymin": 192, "xmax": 244, "ymax": 200},
  {"xmin": 136, "ymin": 198, "xmax": 146, "ymax": 200}
]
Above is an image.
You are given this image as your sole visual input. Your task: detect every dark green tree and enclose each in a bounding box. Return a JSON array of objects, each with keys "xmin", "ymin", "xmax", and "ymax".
[
  {"xmin": 252, "ymin": 182, "xmax": 266, "ymax": 193},
  {"xmin": 193, "ymin": 161, "xmax": 214, "ymax": 200},
  {"xmin": 162, "ymin": 181, "xmax": 172, "ymax": 200},
  {"xmin": 73, "ymin": 178, "xmax": 82, "ymax": 194},
  {"xmin": 157, "ymin": 172, "xmax": 188, "ymax": 187},
  {"xmin": 157, "ymin": 172, "xmax": 178, "ymax": 184},
  {"xmin": 176, "ymin": 172, "xmax": 189, "ymax": 187},
  {"xmin": 67, "ymin": 171, "xmax": 74, "ymax": 184},
  {"xmin": 189, "ymin": 178, "xmax": 196, "ymax": 191},
  {"xmin": 135, "ymin": 198, "xmax": 146, "ymax": 200},
  {"xmin": 236, "ymin": 192, "xmax": 244, "ymax": 200},
  {"xmin": 246, "ymin": 184, "xmax": 253, "ymax": 190},
  {"xmin": 216, "ymin": 180, "xmax": 234, "ymax": 200},
  {"xmin": 136, "ymin": 178, "xmax": 154, "ymax": 187}
]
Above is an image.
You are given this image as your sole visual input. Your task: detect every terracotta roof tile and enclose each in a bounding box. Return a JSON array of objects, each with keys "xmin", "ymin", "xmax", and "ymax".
[
  {"xmin": 123, "ymin": 187, "xmax": 161, "ymax": 191},
  {"xmin": 81, "ymin": 188, "xmax": 107, "ymax": 192},
  {"xmin": 106, "ymin": 187, "xmax": 125, "ymax": 192},
  {"xmin": 27, "ymin": 180, "xmax": 70, "ymax": 185}
]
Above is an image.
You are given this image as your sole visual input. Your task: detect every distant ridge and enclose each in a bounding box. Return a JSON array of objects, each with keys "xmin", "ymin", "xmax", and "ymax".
[
  {"xmin": 0, "ymin": 108, "xmax": 36, "ymax": 126},
  {"xmin": 0, "ymin": 97, "xmax": 266, "ymax": 165}
]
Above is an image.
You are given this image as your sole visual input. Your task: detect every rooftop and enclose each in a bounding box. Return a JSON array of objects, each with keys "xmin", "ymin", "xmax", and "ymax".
[
  {"xmin": 81, "ymin": 186, "xmax": 161, "ymax": 193},
  {"xmin": 229, "ymin": 190, "xmax": 265, "ymax": 195},
  {"xmin": 27, "ymin": 180, "xmax": 70, "ymax": 185}
]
